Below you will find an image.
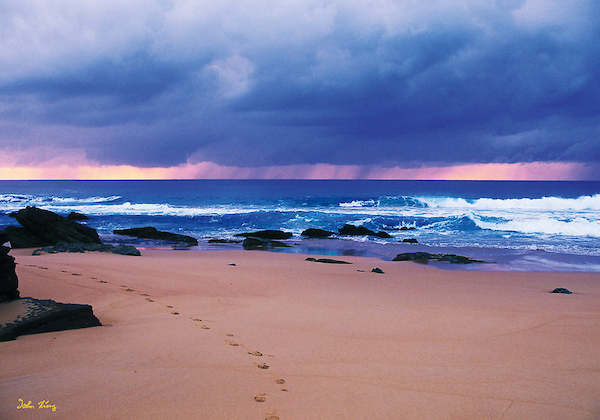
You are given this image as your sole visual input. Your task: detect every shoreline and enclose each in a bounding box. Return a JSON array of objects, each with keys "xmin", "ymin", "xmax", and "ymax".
[
  {"xmin": 99, "ymin": 238, "xmax": 600, "ymax": 273},
  {"xmin": 1, "ymin": 249, "xmax": 600, "ymax": 418}
]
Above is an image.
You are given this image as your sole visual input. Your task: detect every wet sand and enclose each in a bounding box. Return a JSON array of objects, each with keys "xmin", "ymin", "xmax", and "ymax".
[{"xmin": 1, "ymin": 249, "xmax": 600, "ymax": 419}]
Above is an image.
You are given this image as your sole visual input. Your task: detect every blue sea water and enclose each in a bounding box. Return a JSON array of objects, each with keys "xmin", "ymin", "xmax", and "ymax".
[{"xmin": 1, "ymin": 180, "xmax": 599, "ymax": 271}]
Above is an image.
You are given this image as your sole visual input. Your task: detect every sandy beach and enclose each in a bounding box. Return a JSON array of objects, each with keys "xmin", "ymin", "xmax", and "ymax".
[{"xmin": 1, "ymin": 249, "xmax": 600, "ymax": 419}]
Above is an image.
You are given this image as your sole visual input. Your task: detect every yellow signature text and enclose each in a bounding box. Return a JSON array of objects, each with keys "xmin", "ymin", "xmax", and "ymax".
[{"xmin": 17, "ymin": 398, "xmax": 56, "ymax": 412}]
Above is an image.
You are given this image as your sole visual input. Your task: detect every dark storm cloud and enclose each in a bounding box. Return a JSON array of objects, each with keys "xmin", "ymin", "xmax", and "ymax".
[{"xmin": 0, "ymin": 0, "xmax": 598, "ymax": 168}]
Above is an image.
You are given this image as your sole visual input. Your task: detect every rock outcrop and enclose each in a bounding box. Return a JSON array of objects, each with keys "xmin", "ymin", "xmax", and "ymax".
[
  {"xmin": 207, "ymin": 238, "xmax": 242, "ymax": 244},
  {"xmin": 393, "ymin": 252, "xmax": 484, "ymax": 264},
  {"xmin": 1, "ymin": 206, "xmax": 100, "ymax": 248},
  {"xmin": 67, "ymin": 211, "xmax": 88, "ymax": 221},
  {"xmin": 338, "ymin": 224, "xmax": 392, "ymax": 239},
  {"xmin": 235, "ymin": 230, "xmax": 293, "ymax": 240},
  {"xmin": 0, "ymin": 297, "xmax": 101, "ymax": 342},
  {"xmin": 301, "ymin": 228, "xmax": 335, "ymax": 238},
  {"xmin": 0, "ymin": 234, "xmax": 19, "ymax": 302},
  {"xmin": 113, "ymin": 227, "xmax": 198, "ymax": 245},
  {"xmin": 242, "ymin": 237, "xmax": 291, "ymax": 250},
  {"xmin": 32, "ymin": 242, "xmax": 141, "ymax": 257},
  {"xmin": 402, "ymin": 238, "xmax": 418, "ymax": 243}
]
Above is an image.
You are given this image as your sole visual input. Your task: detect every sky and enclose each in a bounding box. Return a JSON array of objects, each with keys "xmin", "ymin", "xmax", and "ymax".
[{"xmin": 0, "ymin": 0, "xmax": 598, "ymax": 180}]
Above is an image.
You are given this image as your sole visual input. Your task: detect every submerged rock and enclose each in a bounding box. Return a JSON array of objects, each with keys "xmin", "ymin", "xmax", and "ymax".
[
  {"xmin": 393, "ymin": 252, "xmax": 484, "ymax": 264},
  {"xmin": 305, "ymin": 257, "xmax": 351, "ymax": 264},
  {"xmin": 551, "ymin": 288, "xmax": 573, "ymax": 294},
  {"xmin": 235, "ymin": 230, "xmax": 293, "ymax": 240},
  {"xmin": 399, "ymin": 226, "xmax": 416, "ymax": 231},
  {"xmin": 301, "ymin": 228, "xmax": 335, "ymax": 238},
  {"xmin": 402, "ymin": 238, "xmax": 418, "ymax": 243},
  {"xmin": 0, "ymin": 297, "xmax": 101, "ymax": 342},
  {"xmin": 114, "ymin": 227, "xmax": 198, "ymax": 245}
]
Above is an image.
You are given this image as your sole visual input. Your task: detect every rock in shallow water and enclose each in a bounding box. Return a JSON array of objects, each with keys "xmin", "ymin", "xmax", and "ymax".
[
  {"xmin": 114, "ymin": 227, "xmax": 198, "ymax": 245},
  {"xmin": 301, "ymin": 228, "xmax": 335, "ymax": 238},
  {"xmin": 393, "ymin": 252, "xmax": 484, "ymax": 264},
  {"xmin": 235, "ymin": 230, "xmax": 293, "ymax": 240},
  {"xmin": 242, "ymin": 237, "xmax": 291, "ymax": 250}
]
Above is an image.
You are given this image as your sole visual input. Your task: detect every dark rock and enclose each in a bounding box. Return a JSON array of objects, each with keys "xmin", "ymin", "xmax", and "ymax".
[
  {"xmin": 0, "ymin": 297, "xmax": 101, "ymax": 342},
  {"xmin": 111, "ymin": 244, "xmax": 142, "ymax": 256},
  {"xmin": 371, "ymin": 267, "xmax": 384, "ymax": 274},
  {"xmin": 305, "ymin": 257, "xmax": 351, "ymax": 264},
  {"xmin": 338, "ymin": 224, "xmax": 377, "ymax": 236},
  {"xmin": 0, "ymin": 244, "xmax": 19, "ymax": 302},
  {"xmin": 551, "ymin": 288, "xmax": 572, "ymax": 294},
  {"xmin": 32, "ymin": 242, "xmax": 141, "ymax": 257},
  {"xmin": 1, "ymin": 225, "xmax": 51, "ymax": 248},
  {"xmin": 207, "ymin": 238, "xmax": 242, "ymax": 244},
  {"xmin": 114, "ymin": 227, "xmax": 198, "ymax": 245},
  {"xmin": 242, "ymin": 237, "xmax": 291, "ymax": 250},
  {"xmin": 402, "ymin": 238, "xmax": 418, "ymax": 243},
  {"xmin": 8, "ymin": 211, "xmax": 17, "ymax": 218},
  {"xmin": 235, "ymin": 230, "xmax": 293, "ymax": 240},
  {"xmin": 14, "ymin": 206, "xmax": 100, "ymax": 245},
  {"xmin": 338, "ymin": 224, "xmax": 391, "ymax": 238},
  {"xmin": 301, "ymin": 228, "xmax": 335, "ymax": 238},
  {"xmin": 67, "ymin": 211, "xmax": 88, "ymax": 221},
  {"xmin": 375, "ymin": 231, "xmax": 392, "ymax": 239},
  {"xmin": 400, "ymin": 226, "xmax": 416, "ymax": 231},
  {"xmin": 393, "ymin": 252, "xmax": 484, "ymax": 264},
  {"xmin": 228, "ymin": 263, "xmax": 237, "ymax": 266}
]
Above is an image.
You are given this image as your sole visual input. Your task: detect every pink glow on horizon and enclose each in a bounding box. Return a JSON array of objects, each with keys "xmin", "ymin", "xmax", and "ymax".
[{"xmin": 0, "ymin": 160, "xmax": 594, "ymax": 180}]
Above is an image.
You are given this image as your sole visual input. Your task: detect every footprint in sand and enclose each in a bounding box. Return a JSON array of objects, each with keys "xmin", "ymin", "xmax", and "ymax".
[
  {"xmin": 275, "ymin": 379, "xmax": 285, "ymax": 385},
  {"xmin": 254, "ymin": 394, "xmax": 267, "ymax": 403},
  {"xmin": 265, "ymin": 416, "xmax": 280, "ymax": 420},
  {"xmin": 171, "ymin": 311, "xmax": 180, "ymax": 315},
  {"xmin": 61, "ymin": 270, "xmax": 68, "ymax": 272},
  {"xmin": 98, "ymin": 280, "xmax": 108, "ymax": 284},
  {"xmin": 39, "ymin": 267, "xmax": 48, "ymax": 270},
  {"xmin": 91, "ymin": 277, "xmax": 97, "ymax": 280},
  {"xmin": 280, "ymin": 389, "xmax": 288, "ymax": 392},
  {"xmin": 145, "ymin": 298, "xmax": 155, "ymax": 302},
  {"xmin": 140, "ymin": 293, "xmax": 150, "ymax": 296},
  {"xmin": 200, "ymin": 325, "xmax": 210, "ymax": 330},
  {"xmin": 257, "ymin": 363, "xmax": 269, "ymax": 369},
  {"xmin": 124, "ymin": 288, "xmax": 135, "ymax": 292},
  {"xmin": 226, "ymin": 333, "xmax": 234, "ymax": 337},
  {"xmin": 248, "ymin": 351, "xmax": 263, "ymax": 356},
  {"xmin": 166, "ymin": 305, "xmax": 174, "ymax": 308},
  {"xmin": 191, "ymin": 318, "xmax": 202, "ymax": 322},
  {"xmin": 71, "ymin": 273, "xmax": 81, "ymax": 276},
  {"xmin": 227, "ymin": 342, "xmax": 239, "ymax": 347}
]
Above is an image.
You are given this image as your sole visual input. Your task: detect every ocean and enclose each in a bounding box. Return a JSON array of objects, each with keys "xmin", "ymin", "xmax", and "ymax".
[{"xmin": 1, "ymin": 180, "xmax": 599, "ymax": 272}]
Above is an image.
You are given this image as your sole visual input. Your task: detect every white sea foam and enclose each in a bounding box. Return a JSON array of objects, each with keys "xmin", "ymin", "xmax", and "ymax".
[
  {"xmin": 339, "ymin": 200, "xmax": 376, "ymax": 207},
  {"xmin": 422, "ymin": 194, "xmax": 600, "ymax": 211},
  {"xmin": 473, "ymin": 215, "xmax": 600, "ymax": 237}
]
